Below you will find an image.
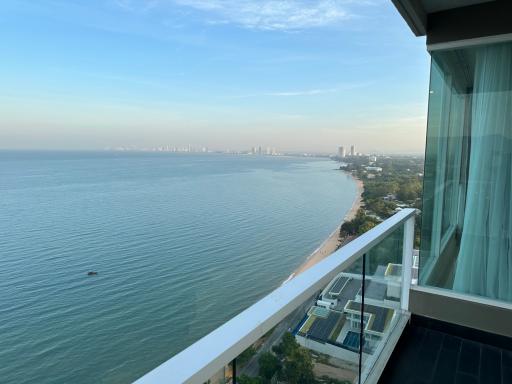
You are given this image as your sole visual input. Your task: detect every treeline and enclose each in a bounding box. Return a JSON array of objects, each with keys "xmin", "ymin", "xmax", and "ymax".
[
  {"xmin": 237, "ymin": 333, "xmax": 350, "ymax": 384},
  {"xmin": 340, "ymin": 209, "xmax": 379, "ymax": 236},
  {"xmin": 363, "ymin": 178, "xmax": 422, "ymax": 202},
  {"xmin": 340, "ymin": 156, "xmax": 423, "ymax": 244}
]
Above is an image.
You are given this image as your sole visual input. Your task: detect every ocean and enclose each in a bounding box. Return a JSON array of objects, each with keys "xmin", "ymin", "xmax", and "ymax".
[{"xmin": 0, "ymin": 151, "xmax": 357, "ymax": 383}]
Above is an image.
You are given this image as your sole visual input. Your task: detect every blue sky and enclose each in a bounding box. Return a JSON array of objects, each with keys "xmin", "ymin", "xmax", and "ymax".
[{"xmin": 0, "ymin": 0, "xmax": 429, "ymax": 153}]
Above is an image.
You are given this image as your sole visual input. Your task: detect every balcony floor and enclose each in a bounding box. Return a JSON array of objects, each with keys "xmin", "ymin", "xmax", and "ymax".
[{"xmin": 378, "ymin": 315, "xmax": 512, "ymax": 384}]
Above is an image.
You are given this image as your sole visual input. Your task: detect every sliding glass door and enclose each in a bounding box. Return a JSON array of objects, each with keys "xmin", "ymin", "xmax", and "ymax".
[{"xmin": 420, "ymin": 40, "xmax": 512, "ymax": 303}]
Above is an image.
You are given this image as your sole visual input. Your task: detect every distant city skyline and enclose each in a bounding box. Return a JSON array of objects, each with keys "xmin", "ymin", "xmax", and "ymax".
[
  {"xmin": 103, "ymin": 143, "xmax": 423, "ymax": 157},
  {"xmin": 103, "ymin": 140, "xmax": 424, "ymax": 155},
  {"xmin": 0, "ymin": 1, "xmax": 429, "ymax": 154}
]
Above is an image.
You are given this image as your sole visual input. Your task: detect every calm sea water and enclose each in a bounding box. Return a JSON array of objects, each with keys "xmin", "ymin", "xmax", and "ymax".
[{"xmin": 0, "ymin": 151, "xmax": 357, "ymax": 384}]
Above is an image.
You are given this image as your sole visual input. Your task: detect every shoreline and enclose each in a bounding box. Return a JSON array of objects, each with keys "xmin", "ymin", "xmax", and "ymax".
[{"xmin": 284, "ymin": 172, "xmax": 364, "ymax": 283}]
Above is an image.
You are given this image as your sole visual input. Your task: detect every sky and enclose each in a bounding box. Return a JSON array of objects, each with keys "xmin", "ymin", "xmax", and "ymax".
[{"xmin": 0, "ymin": 0, "xmax": 430, "ymax": 154}]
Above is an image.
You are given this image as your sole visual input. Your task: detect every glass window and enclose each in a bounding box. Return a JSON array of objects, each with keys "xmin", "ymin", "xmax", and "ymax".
[{"xmin": 420, "ymin": 40, "xmax": 512, "ymax": 303}]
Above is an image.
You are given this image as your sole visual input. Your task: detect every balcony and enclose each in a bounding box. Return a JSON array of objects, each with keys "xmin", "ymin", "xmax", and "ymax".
[
  {"xmin": 134, "ymin": 207, "xmax": 512, "ymax": 383},
  {"xmin": 133, "ymin": 209, "xmax": 414, "ymax": 383}
]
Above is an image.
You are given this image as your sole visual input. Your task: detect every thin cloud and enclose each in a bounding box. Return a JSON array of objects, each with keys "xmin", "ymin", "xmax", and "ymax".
[
  {"xmin": 229, "ymin": 82, "xmax": 373, "ymax": 99},
  {"xmin": 176, "ymin": 0, "xmax": 351, "ymax": 30},
  {"xmin": 229, "ymin": 88, "xmax": 335, "ymax": 99},
  {"xmin": 266, "ymin": 88, "xmax": 337, "ymax": 96},
  {"xmin": 114, "ymin": 0, "xmax": 161, "ymax": 12},
  {"xmin": 120, "ymin": 0, "xmax": 355, "ymax": 31}
]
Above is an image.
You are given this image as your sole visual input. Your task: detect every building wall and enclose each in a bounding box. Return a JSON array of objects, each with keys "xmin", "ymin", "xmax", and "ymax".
[{"xmin": 295, "ymin": 335, "xmax": 360, "ymax": 363}]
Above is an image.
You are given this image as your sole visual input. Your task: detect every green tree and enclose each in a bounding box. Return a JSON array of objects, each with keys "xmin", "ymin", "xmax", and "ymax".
[
  {"xmin": 363, "ymin": 181, "xmax": 399, "ymax": 199},
  {"xmin": 365, "ymin": 198, "xmax": 397, "ymax": 218},
  {"xmin": 237, "ymin": 346, "xmax": 256, "ymax": 365},
  {"xmin": 258, "ymin": 352, "xmax": 281, "ymax": 381},
  {"xmin": 283, "ymin": 348, "xmax": 316, "ymax": 384},
  {"xmin": 272, "ymin": 332, "xmax": 299, "ymax": 358},
  {"xmin": 341, "ymin": 210, "xmax": 380, "ymax": 237},
  {"xmin": 397, "ymin": 179, "xmax": 422, "ymax": 201},
  {"xmin": 237, "ymin": 374, "xmax": 263, "ymax": 384},
  {"xmin": 357, "ymin": 221, "xmax": 377, "ymax": 235}
]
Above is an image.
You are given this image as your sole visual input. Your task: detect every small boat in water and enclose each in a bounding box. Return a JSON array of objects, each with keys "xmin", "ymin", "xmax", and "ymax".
[{"xmin": 87, "ymin": 271, "xmax": 98, "ymax": 276}]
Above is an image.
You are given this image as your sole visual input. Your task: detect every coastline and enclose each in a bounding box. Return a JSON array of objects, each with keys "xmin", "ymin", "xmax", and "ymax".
[{"xmin": 284, "ymin": 173, "xmax": 364, "ymax": 282}]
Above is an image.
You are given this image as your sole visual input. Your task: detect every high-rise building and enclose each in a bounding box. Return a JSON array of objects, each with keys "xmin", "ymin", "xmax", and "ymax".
[
  {"xmin": 337, "ymin": 146, "xmax": 346, "ymax": 158},
  {"xmin": 350, "ymin": 145, "xmax": 355, "ymax": 156}
]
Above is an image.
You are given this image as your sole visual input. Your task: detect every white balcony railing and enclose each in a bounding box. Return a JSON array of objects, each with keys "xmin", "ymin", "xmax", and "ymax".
[{"xmin": 135, "ymin": 208, "xmax": 416, "ymax": 384}]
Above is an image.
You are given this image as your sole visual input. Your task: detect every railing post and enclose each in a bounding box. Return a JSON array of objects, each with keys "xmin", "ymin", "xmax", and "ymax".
[
  {"xmin": 401, "ymin": 215, "xmax": 415, "ymax": 311},
  {"xmin": 358, "ymin": 253, "xmax": 366, "ymax": 384}
]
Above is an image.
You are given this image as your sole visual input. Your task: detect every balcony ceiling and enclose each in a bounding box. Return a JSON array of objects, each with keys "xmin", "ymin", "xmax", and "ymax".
[
  {"xmin": 392, "ymin": 0, "xmax": 496, "ymax": 36},
  {"xmin": 422, "ymin": 0, "xmax": 494, "ymax": 13}
]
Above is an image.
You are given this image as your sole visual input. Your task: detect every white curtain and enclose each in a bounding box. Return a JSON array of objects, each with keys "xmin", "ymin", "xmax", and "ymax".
[{"xmin": 453, "ymin": 43, "xmax": 512, "ymax": 301}]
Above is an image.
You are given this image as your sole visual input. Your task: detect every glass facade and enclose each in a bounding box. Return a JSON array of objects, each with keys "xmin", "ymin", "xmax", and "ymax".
[{"xmin": 420, "ymin": 40, "xmax": 512, "ymax": 302}]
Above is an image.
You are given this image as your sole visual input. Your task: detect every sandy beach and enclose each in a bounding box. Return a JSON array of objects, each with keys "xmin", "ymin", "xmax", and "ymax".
[{"xmin": 286, "ymin": 173, "xmax": 364, "ymax": 281}]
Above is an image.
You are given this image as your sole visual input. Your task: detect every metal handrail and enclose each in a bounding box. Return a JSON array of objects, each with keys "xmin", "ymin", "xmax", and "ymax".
[{"xmin": 135, "ymin": 208, "xmax": 416, "ymax": 384}]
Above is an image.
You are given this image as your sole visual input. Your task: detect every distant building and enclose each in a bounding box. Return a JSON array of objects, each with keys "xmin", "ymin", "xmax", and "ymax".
[
  {"xmin": 343, "ymin": 301, "xmax": 394, "ymax": 343},
  {"xmin": 350, "ymin": 145, "xmax": 355, "ymax": 156},
  {"xmin": 338, "ymin": 146, "xmax": 346, "ymax": 158},
  {"xmin": 295, "ymin": 269, "xmax": 399, "ymax": 359},
  {"xmin": 383, "ymin": 193, "xmax": 397, "ymax": 201}
]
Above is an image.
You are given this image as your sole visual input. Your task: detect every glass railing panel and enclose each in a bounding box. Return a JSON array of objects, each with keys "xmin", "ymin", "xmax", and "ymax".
[
  {"xmin": 228, "ymin": 218, "xmax": 412, "ymax": 384},
  {"xmin": 134, "ymin": 210, "xmax": 417, "ymax": 384},
  {"xmin": 234, "ymin": 257, "xmax": 364, "ymax": 384},
  {"xmin": 359, "ymin": 224, "xmax": 407, "ymax": 383}
]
